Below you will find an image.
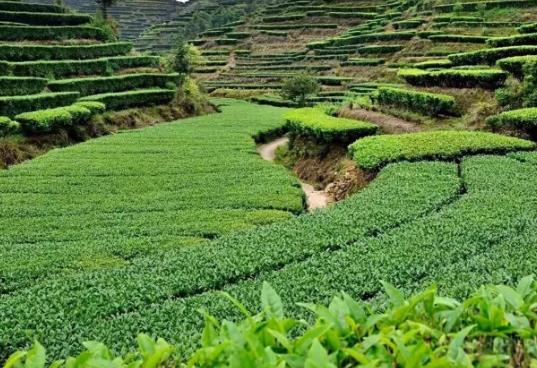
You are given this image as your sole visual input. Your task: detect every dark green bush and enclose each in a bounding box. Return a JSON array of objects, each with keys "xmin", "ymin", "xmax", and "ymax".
[
  {"xmin": 0, "ymin": 1, "xmax": 65, "ymax": 13},
  {"xmin": 285, "ymin": 107, "xmax": 377, "ymax": 143},
  {"xmin": 0, "ymin": 91, "xmax": 79, "ymax": 117},
  {"xmin": 0, "ymin": 42, "xmax": 132, "ymax": 61},
  {"xmin": 488, "ymin": 33, "xmax": 537, "ymax": 48},
  {"xmin": 449, "ymin": 46, "xmax": 537, "ymax": 65},
  {"xmin": 399, "ymin": 68, "xmax": 508, "ymax": 89},
  {"xmin": 79, "ymin": 89, "xmax": 176, "ymax": 110},
  {"xmin": 15, "ymin": 104, "xmax": 93, "ymax": 133},
  {"xmin": 0, "ymin": 11, "xmax": 91, "ymax": 26},
  {"xmin": 487, "ymin": 108, "xmax": 537, "ymax": 137},
  {"xmin": 0, "ymin": 25, "xmax": 107, "ymax": 41},
  {"xmin": 0, "ymin": 115, "xmax": 18, "ymax": 136},
  {"xmin": 0, "ymin": 76, "xmax": 47, "ymax": 96},
  {"xmin": 48, "ymin": 73, "xmax": 180, "ymax": 97},
  {"xmin": 376, "ymin": 87, "xmax": 458, "ymax": 116}
]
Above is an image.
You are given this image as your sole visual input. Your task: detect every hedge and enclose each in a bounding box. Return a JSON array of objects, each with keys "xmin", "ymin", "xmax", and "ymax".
[
  {"xmin": 428, "ymin": 34, "xmax": 488, "ymax": 43},
  {"xmin": 349, "ymin": 131, "xmax": 534, "ymax": 170},
  {"xmin": 398, "ymin": 68, "xmax": 508, "ymax": 89},
  {"xmin": 0, "ymin": 42, "xmax": 132, "ymax": 61},
  {"xmin": 0, "ymin": 25, "xmax": 107, "ymax": 41},
  {"xmin": 375, "ymin": 87, "xmax": 458, "ymax": 116},
  {"xmin": 359, "ymin": 44, "xmax": 404, "ymax": 54},
  {"xmin": 332, "ymin": 31, "xmax": 414, "ymax": 46},
  {"xmin": 0, "ymin": 11, "xmax": 92, "ymax": 26},
  {"xmin": 434, "ymin": 0, "xmax": 537, "ymax": 12},
  {"xmin": 328, "ymin": 11, "xmax": 377, "ymax": 18},
  {"xmin": 0, "ymin": 1, "xmax": 65, "ymax": 13},
  {"xmin": 497, "ymin": 55, "xmax": 537, "ymax": 78},
  {"xmin": 414, "ymin": 59, "xmax": 453, "ymax": 69},
  {"xmin": 10, "ymin": 277, "xmax": 537, "ymax": 367},
  {"xmin": 341, "ymin": 58, "xmax": 385, "ymax": 66},
  {"xmin": 0, "ymin": 91, "xmax": 79, "ymax": 117},
  {"xmin": 487, "ymin": 108, "xmax": 537, "ymax": 137},
  {"xmin": 106, "ymin": 55, "xmax": 160, "ymax": 69},
  {"xmin": 48, "ymin": 73, "xmax": 180, "ymax": 97},
  {"xmin": 7, "ymin": 59, "xmax": 109, "ymax": 78},
  {"xmin": 519, "ymin": 22, "xmax": 537, "ymax": 34},
  {"xmin": 0, "ymin": 115, "xmax": 18, "ymax": 136},
  {"xmin": 15, "ymin": 103, "xmax": 95, "ymax": 133},
  {"xmin": 449, "ymin": 46, "xmax": 537, "ymax": 65},
  {"xmin": 79, "ymin": 89, "xmax": 176, "ymax": 110},
  {"xmin": 487, "ymin": 33, "xmax": 537, "ymax": 48},
  {"xmin": 0, "ymin": 76, "xmax": 47, "ymax": 96},
  {"xmin": 285, "ymin": 107, "xmax": 377, "ymax": 143}
]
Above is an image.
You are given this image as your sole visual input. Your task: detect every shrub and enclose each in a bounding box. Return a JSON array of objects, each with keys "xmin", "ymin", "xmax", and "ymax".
[
  {"xmin": 8, "ymin": 277, "xmax": 537, "ymax": 367},
  {"xmin": 496, "ymin": 55, "xmax": 537, "ymax": 78},
  {"xmin": 15, "ymin": 104, "xmax": 94, "ymax": 133},
  {"xmin": 449, "ymin": 46, "xmax": 537, "ymax": 65},
  {"xmin": 285, "ymin": 107, "xmax": 377, "ymax": 143},
  {"xmin": 0, "ymin": 25, "xmax": 107, "ymax": 41},
  {"xmin": 0, "ymin": 42, "xmax": 132, "ymax": 61},
  {"xmin": 341, "ymin": 58, "xmax": 385, "ymax": 66},
  {"xmin": 332, "ymin": 31, "xmax": 414, "ymax": 46},
  {"xmin": 349, "ymin": 131, "xmax": 534, "ymax": 170},
  {"xmin": 0, "ymin": 1, "xmax": 65, "ymax": 13},
  {"xmin": 375, "ymin": 87, "xmax": 458, "ymax": 116},
  {"xmin": 414, "ymin": 59, "xmax": 453, "ymax": 69},
  {"xmin": 487, "ymin": 108, "xmax": 537, "ymax": 138},
  {"xmin": 519, "ymin": 22, "xmax": 537, "ymax": 34},
  {"xmin": 0, "ymin": 116, "xmax": 18, "ymax": 136},
  {"xmin": 434, "ymin": 0, "xmax": 537, "ymax": 12},
  {"xmin": 358, "ymin": 44, "xmax": 404, "ymax": 54},
  {"xmin": 398, "ymin": 68, "xmax": 508, "ymax": 89},
  {"xmin": 73, "ymin": 101, "xmax": 106, "ymax": 115},
  {"xmin": 0, "ymin": 92, "xmax": 79, "ymax": 118},
  {"xmin": 0, "ymin": 77, "xmax": 47, "ymax": 96},
  {"xmin": 0, "ymin": 11, "xmax": 91, "ymax": 26},
  {"xmin": 487, "ymin": 33, "xmax": 537, "ymax": 48},
  {"xmin": 48, "ymin": 73, "xmax": 180, "ymax": 97},
  {"xmin": 79, "ymin": 89, "xmax": 176, "ymax": 110},
  {"xmin": 428, "ymin": 34, "xmax": 488, "ymax": 43},
  {"xmin": 280, "ymin": 74, "xmax": 320, "ymax": 107}
]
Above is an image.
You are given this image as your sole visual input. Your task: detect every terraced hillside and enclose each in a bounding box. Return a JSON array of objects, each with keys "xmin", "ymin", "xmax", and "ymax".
[
  {"xmin": 0, "ymin": 1, "xmax": 180, "ymax": 136},
  {"xmin": 6, "ymin": 0, "xmax": 537, "ymax": 366},
  {"xmin": 26, "ymin": 0, "xmax": 186, "ymax": 43},
  {"xmin": 194, "ymin": 0, "xmax": 537, "ymax": 130}
]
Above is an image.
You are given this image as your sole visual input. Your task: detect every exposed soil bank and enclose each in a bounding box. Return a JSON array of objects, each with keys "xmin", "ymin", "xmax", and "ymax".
[{"xmin": 257, "ymin": 137, "xmax": 330, "ymax": 211}]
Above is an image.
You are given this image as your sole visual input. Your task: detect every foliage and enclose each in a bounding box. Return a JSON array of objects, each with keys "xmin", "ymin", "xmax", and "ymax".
[
  {"xmin": 375, "ymin": 87, "xmax": 458, "ymax": 116},
  {"xmin": 398, "ymin": 68, "xmax": 508, "ymax": 89},
  {"xmin": 168, "ymin": 39, "xmax": 205, "ymax": 84},
  {"xmin": 0, "ymin": 42, "xmax": 132, "ymax": 62},
  {"xmin": 0, "ymin": 25, "xmax": 107, "ymax": 41},
  {"xmin": 349, "ymin": 131, "xmax": 534, "ymax": 170},
  {"xmin": 8, "ymin": 276, "xmax": 537, "ymax": 367},
  {"xmin": 0, "ymin": 10, "xmax": 91, "ymax": 26},
  {"xmin": 79, "ymin": 89, "xmax": 176, "ymax": 110},
  {"xmin": 15, "ymin": 103, "xmax": 96, "ymax": 133},
  {"xmin": 0, "ymin": 116, "xmax": 19, "ymax": 136},
  {"xmin": 280, "ymin": 75, "xmax": 320, "ymax": 107},
  {"xmin": 48, "ymin": 73, "xmax": 181, "ymax": 97},
  {"xmin": 449, "ymin": 46, "xmax": 537, "ymax": 66},
  {"xmin": 0, "ymin": 77, "xmax": 47, "ymax": 96},
  {"xmin": 487, "ymin": 107, "xmax": 537, "ymax": 138},
  {"xmin": 0, "ymin": 92, "xmax": 79, "ymax": 118},
  {"xmin": 285, "ymin": 107, "xmax": 377, "ymax": 143},
  {"xmin": 488, "ymin": 33, "xmax": 537, "ymax": 48}
]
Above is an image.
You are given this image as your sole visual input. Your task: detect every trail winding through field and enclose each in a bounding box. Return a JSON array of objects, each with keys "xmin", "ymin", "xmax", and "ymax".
[{"xmin": 257, "ymin": 137, "xmax": 329, "ymax": 211}]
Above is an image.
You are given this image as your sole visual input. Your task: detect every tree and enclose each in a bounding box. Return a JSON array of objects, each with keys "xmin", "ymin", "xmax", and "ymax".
[
  {"xmin": 169, "ymin": 38, "xmax": 205, "ymax": 84},
  {"xmin": 281, "ymin": 75, "xmax": 320, "ymax": 107},
  {"xmin": 95, "ymin": 0, "xmax": 120, "ymax": 19}
]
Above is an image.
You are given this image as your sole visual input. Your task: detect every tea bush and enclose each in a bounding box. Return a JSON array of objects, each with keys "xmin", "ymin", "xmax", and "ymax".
[{"xmin": 349, "ymin": 131, "xmax": 534, "ymax": 170}]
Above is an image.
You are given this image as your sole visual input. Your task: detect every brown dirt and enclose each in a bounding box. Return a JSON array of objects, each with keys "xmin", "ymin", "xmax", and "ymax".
[{"xmin": 339, "ymin": 107, "xmax": 421, "ymax": 134}]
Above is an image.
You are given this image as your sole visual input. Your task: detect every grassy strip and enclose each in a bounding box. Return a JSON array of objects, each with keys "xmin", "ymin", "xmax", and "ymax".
[
  {"xmin": 398, "ymin": 68, "xmax": 508, "ymax": 89},
  {"xmin": 349, "ymin": 131, "xmax": 534, "ymax": 170},
  {"xmin": 375, "ymin": 87, "xmax": 458, "ymax": 116},
  {"xmin": 285, "ymin": 107, "xmax": 377, "ymax": 143}
]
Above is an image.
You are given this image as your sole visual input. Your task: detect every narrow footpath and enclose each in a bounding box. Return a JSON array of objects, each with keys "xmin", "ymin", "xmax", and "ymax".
[{"xmin": 257, "ymin": 137, "xmax": 330, "ymax": 211}]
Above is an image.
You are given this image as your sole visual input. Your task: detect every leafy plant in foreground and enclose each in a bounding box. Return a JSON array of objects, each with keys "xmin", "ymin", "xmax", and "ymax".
[{"xmin": 6, "ymin": 277, "xmax": 537, "ymax": 367}]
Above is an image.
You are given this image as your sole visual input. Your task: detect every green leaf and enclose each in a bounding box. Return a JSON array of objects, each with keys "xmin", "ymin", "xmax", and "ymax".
[
  {"xmin": 381, "ymin": 281, "xmax": 405, "ymax": 307},
  {"xmin": 496, "ymin": 284, "xmax": 524, "ymax": 309},
  {"xmin": 262, "ymin": 282, "xmax": 284, "ymax": 319},
  {"xmin": 25, "ymin": 341, "xmax": 46, "ymax": 368},
  {"xmin": 447, "ymin": 325, "xmax": 474, "ymax": 365},
  {"xmin": 516, "ymin": 275, "xmax": 534, "ymax": 298},
  {"xmin": 304, "ymin": 339, "xmax": 334, "ymax": 368}
]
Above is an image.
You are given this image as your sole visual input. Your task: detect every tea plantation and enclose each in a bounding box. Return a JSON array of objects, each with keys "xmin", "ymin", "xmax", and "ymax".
[{"xmin": 5, "ymin": 0, "xmax": 537, "ymax": 366}]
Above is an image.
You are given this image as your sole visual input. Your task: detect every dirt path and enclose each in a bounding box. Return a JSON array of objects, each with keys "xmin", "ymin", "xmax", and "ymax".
[
  {"xmin": 257, "ymin": 137, "xmax": 330, "ymax": 211},
  {"xmin": 339, "ymin": 107, "xmax": 421, "ymax": 134}
]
